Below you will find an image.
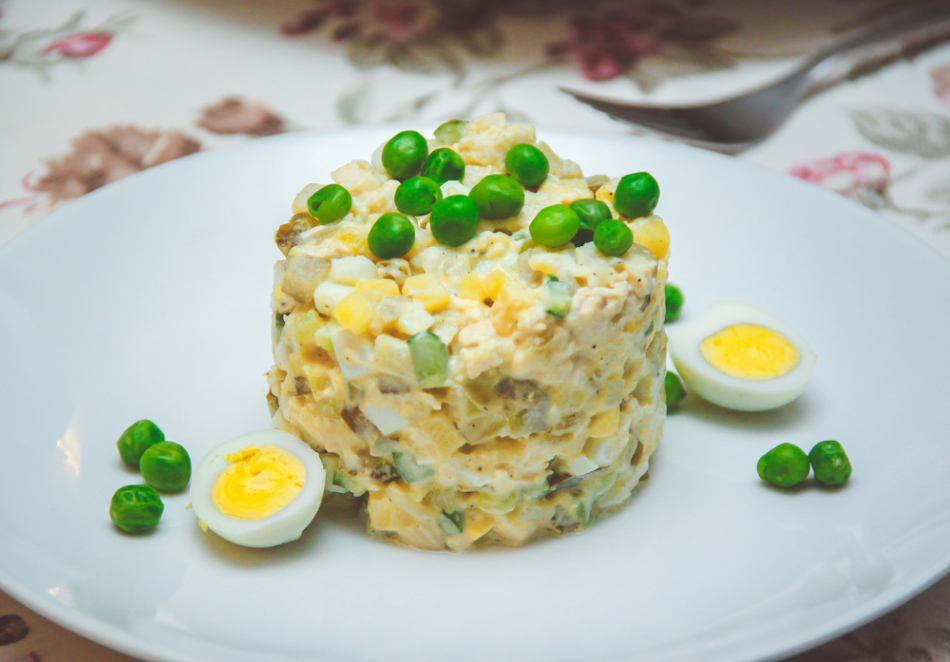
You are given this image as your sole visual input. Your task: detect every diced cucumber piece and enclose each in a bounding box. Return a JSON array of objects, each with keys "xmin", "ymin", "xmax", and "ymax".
[
  {"xmin": 408, "ymin": 331, "xmax": 449, "ymax": 388},
  {"xmin": 438, "ymin": 509, "xmax": 464, "ymax": 535},
  {"xmin": 392, "ymin": 450, "xmax": 435, "ymax": 484},
  {"xmin": 546, "ymin": 279, "xmax": 572, "ymax": 318}
]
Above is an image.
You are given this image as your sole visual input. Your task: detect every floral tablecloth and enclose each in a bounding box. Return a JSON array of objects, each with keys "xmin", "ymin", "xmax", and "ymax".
[{"xmin": 2, "ymin": 1, "xmax": 950, "ymax": 661}]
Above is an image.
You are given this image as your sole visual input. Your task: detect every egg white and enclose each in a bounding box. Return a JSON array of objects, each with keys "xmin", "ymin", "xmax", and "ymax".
[
  {"xmin": 667, "ymin": 300, "xmax": 816, "ymax": 412},
  {"xmin": 190, "ymin": 429, "xmax": 326, "ymax": 548}
]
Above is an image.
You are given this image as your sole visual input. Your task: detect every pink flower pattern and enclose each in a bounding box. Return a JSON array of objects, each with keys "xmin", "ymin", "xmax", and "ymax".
[
  {"xmin": 789, "ymin": 151, "xmax": 892, "ymax": 204},
  {"xmin": 42, "ymin": 31, "xmax": 112, "ymax": 58},
  {"xmin": 547, "ymin": 5, "xmax": 685, "ymax": 82}
]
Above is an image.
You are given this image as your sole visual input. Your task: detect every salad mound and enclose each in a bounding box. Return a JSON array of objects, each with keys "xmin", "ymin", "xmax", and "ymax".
[{"xmin": 266, "ymin": 113, "xmax": 669, "ymax": 551}]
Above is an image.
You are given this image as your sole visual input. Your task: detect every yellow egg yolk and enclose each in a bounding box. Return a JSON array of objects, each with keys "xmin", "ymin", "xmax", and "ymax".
[
  {"xmin": 212, "ymin": 445, "xmax": 306, "ymax": 520},
  {"xmin": 699, "ymin": 323, "xmax": 800, "ymax": 380}
]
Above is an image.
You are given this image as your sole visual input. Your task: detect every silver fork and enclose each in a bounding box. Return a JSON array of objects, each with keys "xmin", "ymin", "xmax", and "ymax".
[{"xmin": 561, "ymin": 3, "xmax": 950, "ymax": 153}]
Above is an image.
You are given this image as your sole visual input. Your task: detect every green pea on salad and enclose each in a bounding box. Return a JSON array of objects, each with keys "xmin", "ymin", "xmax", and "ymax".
[
  {"xmin": 394, "ymin": 176, "xmax": 443, "ymax": 216},
  {"xmin": 369, "ymin": 212, "xmax": 416, "ymax": 259},
  {"xmin": 307, "ymin": 184, "xmax": 352, "ymax": 225},
  {"xmin": 382, "ymin": 130, "xmax": 429, "ymax": 181}
]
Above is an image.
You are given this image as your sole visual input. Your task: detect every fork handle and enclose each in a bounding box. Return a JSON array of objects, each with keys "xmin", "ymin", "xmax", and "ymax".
[{"xmin": 804, "ymin": 2, "xmax": 950, "ymax": 85}]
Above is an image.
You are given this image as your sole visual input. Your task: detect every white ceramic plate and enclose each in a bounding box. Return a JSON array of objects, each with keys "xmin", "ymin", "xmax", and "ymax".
[{"xmin": 1, "ymin": 126, "xmax": 949, "ymax": 662}]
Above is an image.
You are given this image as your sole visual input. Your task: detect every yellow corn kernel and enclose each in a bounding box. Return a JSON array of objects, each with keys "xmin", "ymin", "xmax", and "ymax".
[
  {"xmin": 355, "ymin": 278, "xmax": 400, "ymax": 302},
  {"xmin": 333, "ymin": 292, "xmax": 372, "ymax": 334},
  {"xmin": 588, "ymin": 408, "xmax": 620, "ymax": 438},
  {"xmin": 402, "ymin": 274, "xmax": 450, "ymax": 312},
  {"xmin": 632, "ymin": 218, "xmax": 670, "ymax": 260}
]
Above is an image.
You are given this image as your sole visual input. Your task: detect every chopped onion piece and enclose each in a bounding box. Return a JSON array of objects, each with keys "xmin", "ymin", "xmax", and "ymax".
[
  {"xmin": 360, "ymin": 404, "xmax": 409, "ymax": 436},
  {"xmin": 332, "ymin": 329, "xmax": 373, "ymax": 379}
]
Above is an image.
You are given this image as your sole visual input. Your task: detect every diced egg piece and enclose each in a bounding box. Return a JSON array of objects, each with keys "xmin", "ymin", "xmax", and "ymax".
[
  {"xmin": 667, "ymin": 300, "xmax": 816, "ymax": 411},
  {"xmin": 190, "ymin": 430, "xmax": 326, "ymax": 548}
]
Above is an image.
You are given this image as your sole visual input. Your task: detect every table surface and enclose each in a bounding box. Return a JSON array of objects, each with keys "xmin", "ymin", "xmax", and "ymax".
[{"xmin": 2, "ymin": 1, "xmax": 950, "ymax": 661}]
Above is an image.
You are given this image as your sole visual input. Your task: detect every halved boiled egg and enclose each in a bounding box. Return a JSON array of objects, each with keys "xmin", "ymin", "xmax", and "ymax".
[
  {"xmin": 667, "ymin": 300, "xmax": 816, "ymax": 411},
  {"xmin": 190, "ymin": 430, "xmax": 326, "ymax": 548}
]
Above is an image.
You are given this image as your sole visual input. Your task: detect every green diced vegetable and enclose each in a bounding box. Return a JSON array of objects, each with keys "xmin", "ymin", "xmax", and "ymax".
[
  {"xmin": 757, "ymin": 443, "xmax": 810, "ymax": 488},
  {"xmin": 368, "ymin": 212, "xmax": 416, "ymax": 259},
  {"xmin": 545, "ymin": 279, "xmax": 572, "ymax": 318},
  {"xmin": 408, "ymin": 331, "xmax": 450, "ymax": 388},
  {"xmin": 307, "ymin": 184, "xmax": 352, "ymax": 225},
  {"xmin": 110, "ymin": 484, "xmax": 164, "ymax": 533},
  {"xmin": 438, "ymin": 509, "xmax": 464, "ymax": 535},
  {"xmin": 429, "ymin": 195, "xmax": 479, "ymax": 247},
  {"xmin": 421, "ymin": 147, "xmax": 465, "ymax": 184},
  {"xmin": 505, "ymin": 143, "xmax": 549, "ymax": 188},
  {"xmin": 469, "ymin": 174, "xmax": 524, "ymax": 220},
  {"xmin": 382, "ymin": 130, "xmax": 428, "ymax": 181},
  {"xmin": 665, "ymin": 283, "xmax": 684, "ymax": 323},
  {"xmin": 808, "ymin": 440, "xmax": 852, "ymax": 486},
  {"xmin": 530, "ymin": 204, "xmax": 580, "ymax": 248},
  {"xmin": 613, "ymin": 172, "xmax": 660, "ymax": 219},
  {"xmin": 593, "ymin": 219, "xmax": 633, "ymax": 257},
  {"xmin": 392, "ymin": 450, "xmax": 436, "ymax": 484},
  {"xmin": 394, "ymin": 176, "xmax": 443, "ymax": 216},
  {"xmin": 139, "ymin": 441, "xmax": 191, "ymax": 493},
  {"xmin": 664, "ymin": 371, "xmax": 686, "ymax": 412},
  {"xmin": 116, "ymin": 419, "xmax": 164, "ymax": 468},
  {"xmin": 433, "ymin": 119, "xmax": 468, "ymax": 146}
]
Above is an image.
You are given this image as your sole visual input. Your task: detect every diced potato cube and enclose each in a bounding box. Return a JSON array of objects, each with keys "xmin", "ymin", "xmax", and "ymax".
[
  {"xmin": 292, "ymin": 183, "xmax": 321, "ymax": 215},
  {"xmin": 334, "ymin": 291, "xmax": 372, "ymax": 334},
  {"xmin": 292, "ymin": 309, "xmax": 325, "ymax": 352},
  {"xmin": 402, "ymin": 274, "xmax": 450, "ymax": 312},
  {"xmin": 459, "ymin": 274, "xmax": 484, "ymax": 301},
  {"xmin": 481, "ymin": 269, "xmax": 508, "ymax": 301},
  {"xmin": 330, "ymin": 255, "xmax": 377, "ymax": 285},
  {"xmin": 373, "ymin": 334, "xmax": 413, "ymax": 375},
  {"xmin": 397, "ymin": 302, "xmax": 435, "ymax": 336},
  {"xmin": 313, "ymin": 281, "xmax": 354, "ymax": 316},
  {"xmin": 631, "ymin": 218, "xmax": 669, "ymax": 260},
  {"xmin": 588, "ymin": 408, "xmax": 620, "ymax": 438},
  {"xmin": 355, "ymin": 278, "xmax": 400, "ymax": 302}
]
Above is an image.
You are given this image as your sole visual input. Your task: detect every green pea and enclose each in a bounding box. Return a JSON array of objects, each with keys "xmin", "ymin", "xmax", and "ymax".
[
  {"xmin": 570, "ymin": 198, "xmax": 612, "ymax": 246},
  {"xmin": 394, "ymin": 176, "xmax": 443, "ymax": 216},
  {"xmin": 664, "ymin": 371, "xmax": 687, "ymax": 412},
  {"xmin": 139, "ymin": 441, "xmax": 191, "ymax": 493},
  {"xmin": 433, "ymin": 119, "xmax": 468, "ymax": 146},
  {"xmin": 505, "ymin": 143, "xmax": 549, "ymax": 188},
  {"xmin": 421, "ymin": 147, "xmax": 465, "ymax": 184},
  {"xmin": 593, "ymin": 219, "xmax": 634, "ymax": 257},
  {"xmin": 116, "ymin": 419, "xmax": 164, "ymax": 468},
  {"xmin": 469, "ymin": 174, "xmax": 524, "ymax": 220},
  {"xmin": 665, "ymin": 283, "xmax": 684, "ymax": 323},
  {"xmin": 110, "ymin": 484, "xmax": 164, "ymax": 533},
  {"xmin": 614, "ymin": 172, "xmax": 660, "ymax": 219},
  {"xmin": 529, "ymin": 204, "xmax": 580, "ymax": 248},
  {"xmin": 307, "ymin": 184, "xmax": 352, "ymax": 225},
  {"xmin": 369, "ymin": 212, "xmax": 416, "ymax": 259},
  {"xmin": 382, "ymin": 130, "xmax": 428, "ymax": 181},
  {"xmin": 408, "ymin": 331, "xmax": 450, "ymax": 389},
  {"xmin": 757, "ymin": 443, "xmax": 810, "ymax": 488},
  {"xmin": 808, "ymin": 440, "xmax": 852, "ymax": 486},
  {"xmin": 430, "ymin": 195, "xmax": 480, "ymax": 247}
]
